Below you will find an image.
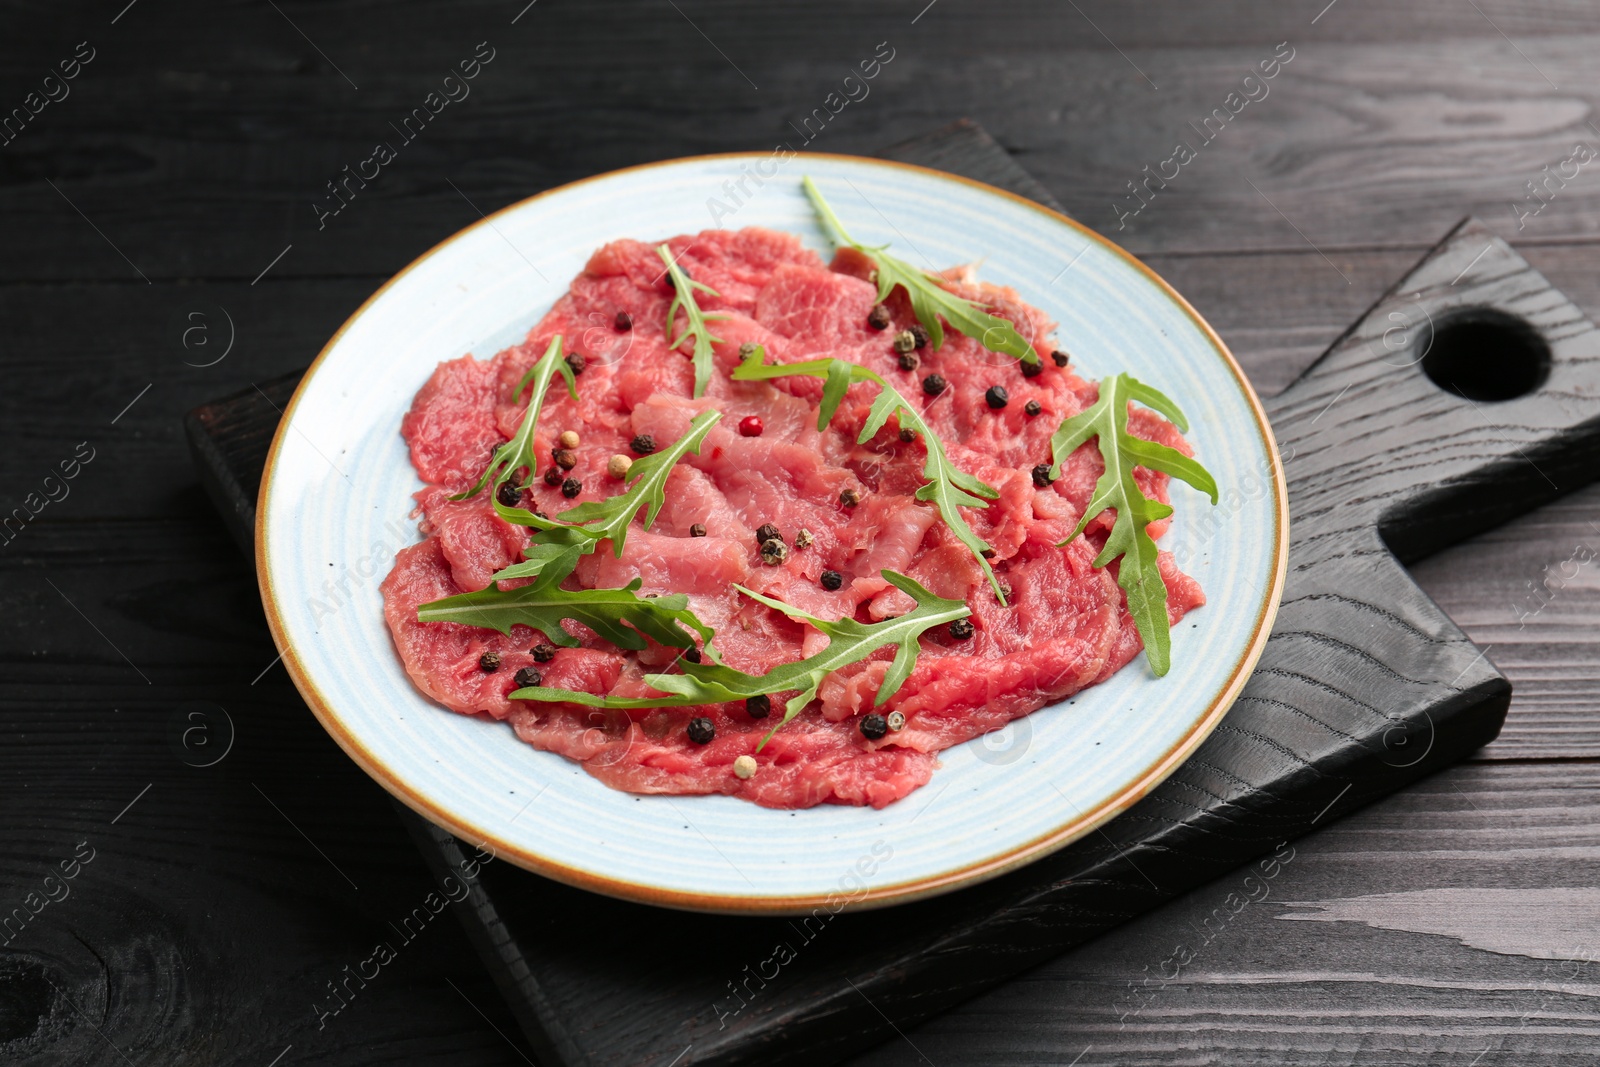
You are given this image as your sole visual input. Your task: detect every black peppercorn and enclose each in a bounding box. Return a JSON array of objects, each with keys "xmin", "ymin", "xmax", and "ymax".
[
  {"xmin": 760, "ymin": 540, "xmax": 788, "ymax": 565},
  {"xmin": 496, "ymin": 481, "xmax": 522, "ymax": 507},
  {"xmin": 820, "ymin": 569, "xmax": 844, "ymax": 591},
  {"xmin": 561, "ymin": 477, "xmax": 581, "ymax": 498},
  {"xmin": 756, "ymin": 523, "xmax": 781, "ymax": 545},
  {"xmin": 1025, "ymin": 400, "xmax": 1042, "ymax": 417},
  {"xmin": 899, "ymin": 427, "xmax": 916, "ymax": 443},
  {"xmin": 479, "ymin": 651, "xmax": 502, "ymax": 673},
  {"xmin": 565, "ymin": 351, "xmax": 586, "ymax": 375},
  {"xmin": 615, "ymin": 311, "xmax": 632, "ymax": 331},
  {"xmin": 544, "ymin": 467, "xmax": 563, "ymax": 486},
  {"xmin": 840, "ymin": 487, "xmax": 861, "ymax": 507},
  {"xmin": 686, "ymin": 717, "xmax": 715, "ymax": 744},
  {"xmin": 689, "ymin": 523, "xmax": 707, "ymax": 537},
  {"xmin": 922, "ymin": 373, "xmax": 947, "ymax": 396},
  {"xmin": 859, "ymin": 714, "xmax": 889, "ymax": 740},
  {"xmin": 985, "ymin": 385, "xmax": 1009, "ymax": 409},
  {"xmin": 1052, "ymin": 349, "xmax": 1070, "ymax": 368},
  {"xmin": 897, "ymin": 350, "xmax": 920, "ymax": 372},
  {"xmin": 1032, "ymin": 463, "xmax": 1054, "ymax": 488},
  {"xmin": 534, "ymin": 510, "xmax": 548, "ymax": 519},
  {"xmin": 908, "ymin": 324, "xmax": 929, "ymax": 349},
  {"xmin": 683, "ymin": 647, "xmax": 702, "ymax": 664},
  {"xmin": 553, "ymin": 448, "xmax": 577, "ymax": 470},
  {"xmin": 630, "ymin": 433, "xmax": 656, "ymax": 455},
  {"xmin": 866, "ymin": 304, "xmax": 892, "ymax": 330},
  {"xmin": 1021, "ymin": 358, "xmax": 1043, "ymax": 378},
  {"xmin": 746, "ymin": 694, "xmax": 771, "ymax": 719},
  {"xmin": 949, "ymin": 619, "xmax": 975, "ymax": 640},
  {"xmin": 513, "ymin": 666, "xmax": 543, "ymax": 688},
  {"xmin": 531, "ymin": 643, "xmax": 556, "ymax": 662}
]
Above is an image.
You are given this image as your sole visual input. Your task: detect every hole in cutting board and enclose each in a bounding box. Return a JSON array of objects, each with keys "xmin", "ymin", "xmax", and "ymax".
[{"xmin": 1421, "ymin": 307, "xmax": 1551, "ymax": 401}]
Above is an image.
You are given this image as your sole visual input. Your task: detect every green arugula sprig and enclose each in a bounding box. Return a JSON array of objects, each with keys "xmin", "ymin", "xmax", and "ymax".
[
  {"xmin": 802, "ymin": 176, "xmax": 1039, "ymax": 366},
  {"xmin": 419, "ymin": 410, "xmax": 725, "ymax": 656},
  {"xmin": 732, "ymin": 346, "xmax": 1007, "ymax": 604},
  {"xmin": 657, "ymin": 244, "xmax": 727, "ymax": 398},
  {"xmin": 417, "ymin": 577, "xmax": 714, "ymax": 653},
  {"xmin": 1049, "ymin": 373, "xmax": 1218, "ymax": 676},
  {"xmin": 510, "ymin": 571, "xmax": 968, "ymax": 749},
  {"xmin": 490, "ymin": 409, "xmax": 723, "ymax": 587},
  {"xmin": 452, "ymin": 336, "xmax": 576, "ymax": 501}
]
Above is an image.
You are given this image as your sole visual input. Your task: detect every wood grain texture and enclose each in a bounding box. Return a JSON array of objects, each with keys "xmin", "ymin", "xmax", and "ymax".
[
  {"xmin": 4, "ymin": 3, "xmax": 1600, "ymax": 280},
  {"xmin": 845, "ymin": 761, "xmax": 1600, "ymax": 1067}
]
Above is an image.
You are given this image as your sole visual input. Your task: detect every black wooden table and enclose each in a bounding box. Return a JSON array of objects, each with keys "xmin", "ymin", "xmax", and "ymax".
[{"xmin": 4, "ymin": 3, "xmax": 1600, "ymax": 1064}]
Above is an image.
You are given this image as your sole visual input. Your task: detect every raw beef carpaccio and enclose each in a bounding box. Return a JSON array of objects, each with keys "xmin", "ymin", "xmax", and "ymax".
[{"xmin": 381, "ymin": 227, "xmax": 1203, "ymax": 809}]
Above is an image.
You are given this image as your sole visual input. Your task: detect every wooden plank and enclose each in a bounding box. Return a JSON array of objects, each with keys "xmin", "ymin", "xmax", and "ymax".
[
  {"xmin": 4, "ymin": 11, "xmax": 1600, "ymax": 280},
  {"xmin": 843, "ymin": 760, "xmax": 1600, "ymax": 1067}
]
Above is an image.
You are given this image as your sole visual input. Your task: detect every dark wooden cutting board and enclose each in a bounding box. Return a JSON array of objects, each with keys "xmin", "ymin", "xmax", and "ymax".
[{"xmin": 184, "ymin": 121, "xmax": 1600, "ymax": 1067}]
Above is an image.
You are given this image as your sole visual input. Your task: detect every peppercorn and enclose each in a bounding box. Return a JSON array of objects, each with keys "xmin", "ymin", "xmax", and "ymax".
[
  {"xmin": 760, "ymin": 540, "xmax": 788, "ymax": 565},
  {"xmin": 909, "ymin": 323, "xmax": 930, "ymax": 349},
  {"xmin": 558, "ymin": 430, "xmax": 581, "ymax": 450},
  {"xmin": 840, "ymin": 487, "xmax": 861, "ymax": 507},
  {"xmin": 899, "ymin": 427, "xmax": 917, "ymax": 443},
  {"xmin": 607, "ymin": 454, "xmax": 632, "ymax": 479},
  {"xmin": 892, "ymin": 329, "xmax": 916, "ymax": 355},
  {"xmin": 756, "ymin": 523, "xmax": 782, "ymax": 545},
  {"xmin": 922, "ymin": 373, "xmax": 947, "ymax": 396},
  {"xmin": 479, "ymin": 651, "xmax": 502, "ymax": 673},
  {"xmin": 1032, "ymin": 463, "xmax": 1054, "ymax": 488},
  {"xmin": 683, "ymin": 647, "xmax": 702, "ymax": 664},
  {"xmin": 630, "ymin": 433, "xmax": 656, "ymax": 455},
  {"xmin": 1021, "ymin": 358, "xmax": 1043, "ymax": 379},
  {"xmin": 1025, "ymin": 399, "xmax": 1042, "ymax": 417},
  {"xmin": 949, "ymin": 618, "xmax": 975, "ymax": 640},
  {"xmin": 561, "ymin": 477, "xmax": 581, "ymax": 498},
  {"xmin": 859, "ymin": 713, "xmax": 889, "ymax": 740},
  {"xmin": 513, "ymin": 666, "xmax": 543, "ymax": 688},
  {"xmin": 687, "ymin": 717, "xmax": 715, "ymax": 744},
  {"xmin": 544, "ymin": 467, "xmax": 563, "ymax": 486},
  {"xmin": 496, "ymin": 481, "xmax": 522, "ymax": 508},
  {"xmin": 1052, "ymin": 349, "xmax": 1070, "ymax": 368},
  {"xmin": 531, "ymin": 643, "xmax": 556, "ymax": 662},
  {"xmin": 746, "ymin": 694, "xmax": 771, "ymax": 719},
  {"xmin": 670, "ymin": 264, "xmax": 693, "ymax": 288},
  {"xmin": 615, "ymin": 311, "xmax": 632, "ymax": 331},
  {"xmin": 897, "ymin": 350, "xmax": 920, "ymax": 372},
  {"xmin": 994, "ymin": 577, "xmax": 1013, "ymax": 603},
  {"xmin": 887, "ymin": 711, "xmax": 906, "ymax": 732},
  {"xmin": 794, "ymin": 527, "xmax": 814, "ymax": 548},
  {"xmin": 820, "ymin": 569, "xmax": 844, "ymax": 591},
  {"xmin": 737, "ymin": 341, "xmax": 758, "ymax": 358},
  {"xmin": 985, "ymin": 385, "xmax": 1009, "ymax": 409},
  {"xmin": 533, "ymin": 510, "xmax": 548, "ymax": 520},
  {"xmin": 689, "ymin": 523, "xmax": 707, "ymax": 537},
  {"xmin": 565, "ymin": 351, "xmax": 586, "ymax": 375},
  {"xmin": 553, "ymin": 448, "xmax": 577, "ymax": 470},
  {"xmin": 733, "ymin": 755, "xmax": 758, "ymax": 779},
  {"xmin": 867, "ymin": 304, "xmax": 892, "ymax": 330},
  {"xmin": 739, "ymin": 415, "xmax": 764, "ymax": 437}
]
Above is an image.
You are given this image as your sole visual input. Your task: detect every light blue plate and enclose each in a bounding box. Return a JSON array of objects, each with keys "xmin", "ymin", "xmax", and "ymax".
[{"xmin": 258, "ymin": 154, "xmax": 1287, "ymax": 914}]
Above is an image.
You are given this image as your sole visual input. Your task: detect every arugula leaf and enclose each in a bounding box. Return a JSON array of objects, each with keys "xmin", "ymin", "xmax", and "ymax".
[
  {"xmin": 417, "ymin": 576, "xmax": 713, "ymax": 653},
  {"xmin": 510, "ymin": 570, "xmax": 969, "ymax": 749},
  {"xmin": 657, "ymin": 244, "xmax": 728, "ymax": 398},
  {"xmin": 802, "ymin": 176, "xmax": 1039, "ymax": 366},
  {"xmin": 1048, "ymin": 373, "xmax": 1219, "ymax": 676},
  {"xmin": 732, "ymin": 346, "xmax": 1007, "ymax": 604},
  {"xmin": 491, "ymin": 410, "xmax": 723, "ymax": 587},
  {"xmin": 452, "ymin": 336, "xmax": 576, "ymax": 501}
]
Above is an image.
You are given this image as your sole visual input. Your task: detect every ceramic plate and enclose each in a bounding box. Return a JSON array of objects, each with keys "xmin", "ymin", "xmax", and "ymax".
[{"xmin": 257, "ymin": 153, "xmax": 1288, "ymax": 914}]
